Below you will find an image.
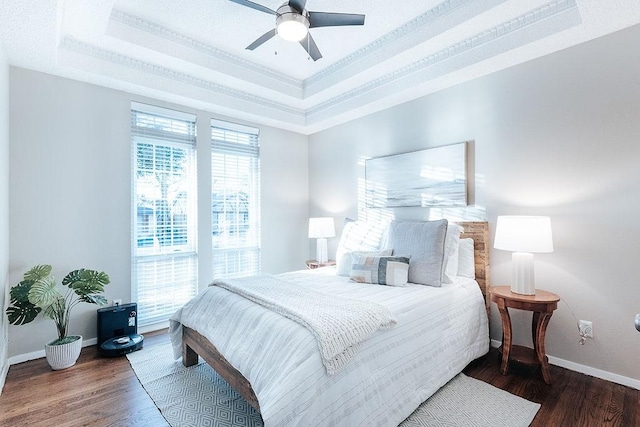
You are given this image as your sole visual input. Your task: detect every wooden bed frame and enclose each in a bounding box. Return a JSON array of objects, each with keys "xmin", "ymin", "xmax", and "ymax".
[{"xmin": 182, "ymin": 221, "xmax": 491, "ymax": 414}]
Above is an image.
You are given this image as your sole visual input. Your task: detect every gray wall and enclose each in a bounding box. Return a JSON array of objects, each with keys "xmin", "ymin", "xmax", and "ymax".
[
  {"xmin": 8, "ymin": 68, "xmax": 309, "ymax": 357},
  {"xmin": 309, "ymin": 25, "xmax": 640, "ymax": 383},
  {"xmin": 0, "ymin": 42, "xmax": 9, "ymax": 393}
]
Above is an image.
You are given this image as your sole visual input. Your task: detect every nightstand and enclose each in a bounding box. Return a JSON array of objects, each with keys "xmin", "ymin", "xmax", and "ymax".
[
  {"xmin": 489, "ymin": 286, "xmax": 560, "ymax": 384},
  {"xmin": 305, "ymin": 260, "xmax": 336, "ymax": 269}
]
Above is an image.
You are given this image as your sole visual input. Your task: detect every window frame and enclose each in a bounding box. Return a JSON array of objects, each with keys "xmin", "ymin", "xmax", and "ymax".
[
  {"xmin": 210, "ymin": 119, "xmax": 261, "ymax": 279},
  {"xmin": 131, "ymin": 102, "xmax": 199, "ymax": 326}
]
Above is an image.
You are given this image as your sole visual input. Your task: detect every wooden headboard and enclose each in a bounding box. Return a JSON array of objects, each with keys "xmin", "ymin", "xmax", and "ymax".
[{"xmin": 457, "ymin": 221, "xmax": 490, "ymax": 313}]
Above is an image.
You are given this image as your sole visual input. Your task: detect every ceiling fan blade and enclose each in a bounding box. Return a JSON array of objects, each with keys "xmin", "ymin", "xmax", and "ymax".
[
  {"xmin": 246, "ymin": 29, "xmax": 277, "ymax": 50},
  {"xmin": 229, "ymin": 0, "xmax": 276, "ymax": 15},
  {"xmin": 288, "ymin": 0, "xmax": 307, "ymax": 13},
  {"xmin": 308, "ymin": 12, "xmax": 365, "ymax": 28},
  {"xmin": 299, "ymin": 33, "xmax": 322, "ymax": 61}
]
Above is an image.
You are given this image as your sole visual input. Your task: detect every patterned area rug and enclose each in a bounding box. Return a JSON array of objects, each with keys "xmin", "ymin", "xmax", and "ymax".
[{"xmin": 127, "ymin": 343, "xmax": 540, "ymax": 427}]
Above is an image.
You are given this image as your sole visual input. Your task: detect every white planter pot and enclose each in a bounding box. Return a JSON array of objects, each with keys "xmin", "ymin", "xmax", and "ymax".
[{"xmin": 45, "ymin": 335, "xmax": 83, "ymax": 370}]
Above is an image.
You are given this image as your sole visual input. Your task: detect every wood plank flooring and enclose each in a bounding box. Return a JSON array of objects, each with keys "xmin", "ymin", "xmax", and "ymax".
[
  {"xmin": 462, "ymin": 350, "xmax": 640, "ymax": 426},
  {"xmin": 0, "ymin": 330, "xmax": 170, "ymax": 427},
  {"xmin": 1, "ymin": 330, "xmax": 638, "ymax": 426}
]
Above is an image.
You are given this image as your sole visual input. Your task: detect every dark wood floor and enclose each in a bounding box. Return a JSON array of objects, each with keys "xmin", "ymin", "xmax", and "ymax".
[
  {"xmin": 1, "ymin": 331, "xmax": 638, "ymax": 426},
  {"xmin": 462, "ymin": 350, "xmax": 639, "ymax": 427}
]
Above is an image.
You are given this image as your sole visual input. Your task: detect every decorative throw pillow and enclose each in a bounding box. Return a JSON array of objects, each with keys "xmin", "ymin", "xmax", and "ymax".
[
  {"xmin": 336, "ymin": 249, "xmax": 393, "ymax": 276},
  {"xmin": 457, "ymin": 238, "xmax": 475, "ymax": 279},
  {"xmin": 442, "ymin": 222, "xmax": 464, "ymax": 284},
  {"xmin": 335, "ymin": 219, "xmax": 389, "ymax": 274},
  {"xmin": 385, "ymin": 219, "xmax": 448, "ymax": 287},
  {"xmin": 350, "ymin": 255, "xmax": 411, "ymax": 287}
]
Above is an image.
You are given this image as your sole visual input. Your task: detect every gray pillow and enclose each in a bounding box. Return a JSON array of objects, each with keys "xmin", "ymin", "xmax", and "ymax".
[{"xmin": 385, "ymin": 219, "xmax": 448, "ymax": 287}]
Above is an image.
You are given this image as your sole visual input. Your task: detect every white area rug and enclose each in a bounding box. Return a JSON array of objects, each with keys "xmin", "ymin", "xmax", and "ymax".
[{"xmin": 128, "ymin": 343, "xmax": 540, "ymax": 427}]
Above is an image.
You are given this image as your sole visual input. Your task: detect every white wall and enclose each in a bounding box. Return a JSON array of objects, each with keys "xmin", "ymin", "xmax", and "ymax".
[
  {"xmin": 0, "ymin": 42, "xmax": 10, "ymax": 394},
  {"xmin": 309, "ymin": 25, "xmax": 640, "ymax": 384},
  {"xmin": 8, "ymin": 68, "xmax": 309, "ymax": 358}
]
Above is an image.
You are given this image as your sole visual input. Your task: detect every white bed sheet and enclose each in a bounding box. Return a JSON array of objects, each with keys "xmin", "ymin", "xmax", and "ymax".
[{"xmin": 170, "ymin": 268, "xmax": 489, "ymax": 427}]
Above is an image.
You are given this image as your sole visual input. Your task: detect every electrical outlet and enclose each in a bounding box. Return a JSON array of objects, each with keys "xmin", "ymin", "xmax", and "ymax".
[
  {"xmin": 578, "ymin": 320, "xmax": 593, "ymax": 339},
  {"xmin": 112, "ymin": 299, "xmax": 122, "ymax": 307}
]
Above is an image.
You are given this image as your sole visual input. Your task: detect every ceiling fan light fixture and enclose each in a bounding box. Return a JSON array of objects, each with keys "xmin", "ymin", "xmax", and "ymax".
[
  {"xmin": 276, "ymin": 6, "xmax": 309, "ymax": 42},
  {"xmin": 277, "ymin": 20, "xmax": 307, "ymax": 41}
]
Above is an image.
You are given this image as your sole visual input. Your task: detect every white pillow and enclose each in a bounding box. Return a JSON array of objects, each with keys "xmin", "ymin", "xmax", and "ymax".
[
  {"xmin": 335, "ymin": 220, "xmax": 389, "ymax": 274},
  {"xmin": 457, "ymin": 238, "xmax": 475, "ymax": 279},
  {"xmin": 337, "ymin": 249, "xmax": 393, "ymax": 276},
  {"xmin": 442, "ymin": 222, "xmax": 464, "ymax": 284}
]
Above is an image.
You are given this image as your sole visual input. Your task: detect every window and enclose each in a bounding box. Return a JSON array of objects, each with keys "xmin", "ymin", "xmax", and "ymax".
[
  {"xmin": 211, "ymin": 119, "xmax": 261, "ymax": 278},
  {"xmin": 131, "ymin": 103, "xmax": 198, "ymax": 325}
]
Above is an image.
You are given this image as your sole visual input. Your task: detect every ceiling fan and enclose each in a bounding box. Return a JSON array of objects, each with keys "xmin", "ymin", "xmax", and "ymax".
[{"xmin": 229, "ymin": 0, "xmax": 366, "ymax": 61}]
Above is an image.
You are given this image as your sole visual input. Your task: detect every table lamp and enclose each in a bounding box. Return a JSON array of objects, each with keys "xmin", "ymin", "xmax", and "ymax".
[
  {"xmin": 494, "ymin": 215, "xmax": 553, "ymax": 295},
  {"xmin": 308, "ymin": 217, "xmax": 335, "ymax": 264}
]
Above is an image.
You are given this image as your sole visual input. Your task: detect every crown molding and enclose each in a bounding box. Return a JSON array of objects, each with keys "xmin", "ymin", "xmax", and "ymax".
[
  {"xmin": 303, "ymin": 0, "xmax": 506, "ymax": 97},
  {"xmin": 60, "ymin": 36, "xmax": 305, "ymax": 119},
  {"xmin": 306, "ymin": 0, "xmax": 580, "ymax": 123},
  {"xmin": 59, "ymin": 0, "xmax": 580, "ymax": 132},
  {"xmin": 109, "ymin": 1, "xmax": 507, "ymax": 101},
  {"xmin": 109, "ymin": 8, "xmax": 304, "ymax": 98}
]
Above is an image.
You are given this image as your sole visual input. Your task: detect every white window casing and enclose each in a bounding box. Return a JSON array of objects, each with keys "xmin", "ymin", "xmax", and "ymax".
[
  {"xmin": 131, "ymin": 102, "xmax": 198, "ymax": 325},
  {"xmin": 211, "ymin": 120, "xmax": 261, "ymax": 278}
]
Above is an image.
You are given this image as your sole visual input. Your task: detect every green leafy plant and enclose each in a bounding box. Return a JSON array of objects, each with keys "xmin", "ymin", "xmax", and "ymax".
[{"xmin": 6, "ymin": 264, "xmax": 110, "ymax": 345}]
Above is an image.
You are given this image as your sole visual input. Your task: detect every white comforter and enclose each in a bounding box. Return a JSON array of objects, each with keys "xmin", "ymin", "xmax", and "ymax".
[
  {"xmin": 212, "ymin": 274, "xmax": 396, "ymax": 375},
  {"xmin": 170, "ymin": 268, "xmax": 489, "ymax": 427}
]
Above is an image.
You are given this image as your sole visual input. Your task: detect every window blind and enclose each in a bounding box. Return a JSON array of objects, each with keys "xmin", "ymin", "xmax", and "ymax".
[
  {"xmin": 211, "ymin": 120, "xmax": 261, "ymax": 278},
  {"xmin": 131, "ymin": 103, "xmax": 198, "ymax": 325}
]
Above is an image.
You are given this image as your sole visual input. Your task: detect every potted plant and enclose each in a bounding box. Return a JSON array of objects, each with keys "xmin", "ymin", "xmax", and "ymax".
[{"xmin": 6, "ymin": 264, "xmax": 110, "ymax": 370}]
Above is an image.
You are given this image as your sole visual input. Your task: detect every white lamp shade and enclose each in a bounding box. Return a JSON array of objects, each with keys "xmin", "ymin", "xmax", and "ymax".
[
  {"xmin": 308, "ymin": 217, "xmax": 336, "ymax": 239},
  {"xmin": 494, "ymin": 216, "xmax": 553, "ymax": 253}
]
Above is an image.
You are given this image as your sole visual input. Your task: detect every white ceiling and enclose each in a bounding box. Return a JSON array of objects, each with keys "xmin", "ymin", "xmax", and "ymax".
[{"xmin": 1, "ymin": 0, "xmax": 639, "ymax": 134}]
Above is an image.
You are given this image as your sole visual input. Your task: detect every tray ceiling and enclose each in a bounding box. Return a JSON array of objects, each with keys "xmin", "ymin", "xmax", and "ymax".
[{"xmin": 1, "ymin": 0, "xmax": 639, "ymax": 134}]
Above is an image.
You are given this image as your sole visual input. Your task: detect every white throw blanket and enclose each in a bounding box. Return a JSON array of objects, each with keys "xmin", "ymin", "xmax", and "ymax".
[{"xmin": 211, "ymin": 274, "xmax": 396, "ymax": 375}]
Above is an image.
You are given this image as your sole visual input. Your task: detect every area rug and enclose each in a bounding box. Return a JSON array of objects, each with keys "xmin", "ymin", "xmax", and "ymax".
[{"xmin": 127, "ymin": 343, "xmax": 540, "ymax": 427}]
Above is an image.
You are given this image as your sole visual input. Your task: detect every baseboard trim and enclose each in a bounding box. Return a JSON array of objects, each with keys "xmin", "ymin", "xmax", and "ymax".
[
  {"xmin": 8, "ymin": 322, "xmax": 168, "ymax": 366},
  {"xmin": 546, "ymin": 355, "xmax": 640, "ymax": 390},
  {"xmin": 490, "ymin": 339, "xmax": 640, "ymax": 390},
  {"xmin": 139, "ymin": 320, "xmax": 169, "ymax": 334},
  {"xmin": 8, "ymin": 337, "xmax": 98, "ymax": 366}
]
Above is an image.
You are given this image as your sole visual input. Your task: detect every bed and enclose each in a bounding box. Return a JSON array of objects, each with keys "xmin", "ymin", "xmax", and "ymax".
[{"xmin": 169, "ymin": 220, "xmax": 490, "ymax": 426}]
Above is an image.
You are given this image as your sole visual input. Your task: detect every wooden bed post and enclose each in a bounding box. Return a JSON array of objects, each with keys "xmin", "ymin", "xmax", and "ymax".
[
  {"xmin": 182, "ymin": 326, "xmax": 261, "ymax": 412},
  {"xmin": 183, "ymin": 339, "xmax": 198, "ymax": 367}
]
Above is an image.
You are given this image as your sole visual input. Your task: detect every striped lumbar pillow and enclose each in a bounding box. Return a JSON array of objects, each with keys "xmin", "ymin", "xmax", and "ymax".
[{"xmin": 350, "ymin": 255, "xmax": 411, "ymax": 286}]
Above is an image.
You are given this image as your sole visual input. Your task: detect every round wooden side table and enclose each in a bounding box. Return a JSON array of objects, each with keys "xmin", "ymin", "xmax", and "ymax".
[{"xmin": 489, "ymin": 286, "xmax": 560, "ymax": 385}]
